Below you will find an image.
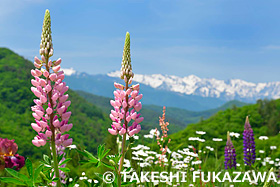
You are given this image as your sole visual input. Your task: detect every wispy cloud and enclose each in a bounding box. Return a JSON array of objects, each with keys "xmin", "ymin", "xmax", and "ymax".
[
  {"xmin": 0, "ymin": 0, "xmax": 45, "ymax": 22},
  {"xmin": 262, "ymin": 45, "xmax": 280, "ymax": 50}
]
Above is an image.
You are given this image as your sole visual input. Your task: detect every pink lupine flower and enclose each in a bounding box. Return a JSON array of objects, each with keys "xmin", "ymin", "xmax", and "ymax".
[
  {"xmin": 30, "ymin": 62, "xmax": 73, "ymax": 147},
  {"xmin": 111, "ymin": 32, "xmax": 144, "ymax": 186},
  {"xmin": 108, "ymin": 82, "xmax": 143, "ymax": 136},
  {"xmin": 30, "ymin": 10, "xmax": 72, "ymax": 186},
  {"xmin": 30, "ymin": 11, "xmax": 72, "ymax": 150},
  {"xmin": 108, "ymin": 33, "xmax": 143, "ymax": 137}
]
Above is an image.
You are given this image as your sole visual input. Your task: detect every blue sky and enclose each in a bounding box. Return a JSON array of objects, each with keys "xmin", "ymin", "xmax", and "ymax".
[{"xmin": 1, "ymin": 0, "xmax": 280, "ymax": 83}]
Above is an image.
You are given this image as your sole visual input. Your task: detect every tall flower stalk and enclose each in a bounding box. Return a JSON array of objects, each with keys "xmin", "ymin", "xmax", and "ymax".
[
  {"xmin": 224, "ymin": 131, "xmax": 236, "ymax": 170},
  {"xmin": 30, "ymin": 10, "xmax": 72, "ymax": 186},
  {"xmin": 243, "ymin": 116, "xmax": 256, "ymax": 167},
  {"xmin": 155, "ymin": 106, "xmax": 171, "ymax": 167},
  {"xmin": 108, "ymin": 32, "xmax": 143, "ymax": 185}
]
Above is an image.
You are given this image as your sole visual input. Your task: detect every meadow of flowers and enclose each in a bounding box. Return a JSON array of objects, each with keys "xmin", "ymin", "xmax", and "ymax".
[{"xmin": 0, "ymin": 9, "xmax": 279, "ymax": 187}]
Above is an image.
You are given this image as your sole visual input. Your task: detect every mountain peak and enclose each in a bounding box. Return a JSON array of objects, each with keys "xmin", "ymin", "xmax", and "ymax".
[{"xmin": 107, "ymin": 71, "xmax": 280, "ymax": 102}]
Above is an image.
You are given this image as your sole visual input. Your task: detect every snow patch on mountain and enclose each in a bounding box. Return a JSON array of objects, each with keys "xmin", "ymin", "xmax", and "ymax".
[
  {"xmin": 107, "ymin": 71, "xmax": 280, "ymax": 102},
  {"xmin": 61, "ymin": 67, "xmax": 76, "ymax": 76}
]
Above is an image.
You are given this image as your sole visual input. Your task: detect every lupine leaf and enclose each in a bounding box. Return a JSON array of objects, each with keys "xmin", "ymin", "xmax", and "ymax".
[
  {"xmin": 59, "ymin": 167, "xmax": 70, "ymax": 173},
  {"xmin": 76, "ymin": 149, "xmax": 90, "ymax": 158},
  {"xmin": 25, "ymin": 158, "xmax": 33, "ymax": 179},
  {"xmin": 98, "ymin": 144, "xmax": 105, "ymax": 159},
  {"xmin": 79, "ymin": 160, "xmax": 90, "ymax": 164},
  {"xmin": 0, "ymin": 177, "xmax": 26, "ymax": 185},
  {"xmin": 84, "ymin": 150, "xmax": 98, "ymax": 162},
  {"xmin": 58, "ymin": 153, "xmax": 64, "ymax": 162},
  {"xmin": 43, "ymin": 154, "xmax": 50, "ymax": 164},
  {"xmin": 101, "ymin": 161, "xmax": 114, "ymax": 170},
  {"xmin": 5, "ymin": 168, "xmax": 30, "ymax": 182},
  {"xmin": 59, "ymin": 158, "xmax": 72, "ymax": 166},
  {"xmin": 101, "ymin": 149, "xmax": 110, "ymax": 160},
  {"xmin": 52, "ymin": 177, "xmax": 60, "ymax": 182},
  {"xmin": 34, "ymin": 164, "xmax": 44, "ymax": 183}
]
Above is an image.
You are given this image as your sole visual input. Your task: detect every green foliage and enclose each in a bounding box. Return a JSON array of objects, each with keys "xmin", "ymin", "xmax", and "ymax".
[
  {"xmin": 0, "ymin": 158, "xmax": 43, "ymax": 186},
  {"xmin": 169, "ymin": 98, "xmax": 280, "ymax": 162},
  {"xmin": 77, "ymin": 144, "xmax": 113, "ymax": 170},
  {"xmin": 77, "ymin": 90, "xmax": 247, "ymax": 134},
  {"xmin": 0, "ymin": 48, "xmax": 114, "ymax": 161}
]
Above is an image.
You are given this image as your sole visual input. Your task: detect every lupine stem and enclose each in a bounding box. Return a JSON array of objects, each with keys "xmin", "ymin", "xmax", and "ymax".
[
  {"xmin": 51, "ymin": 140, "xmax": 61, "ymax": 186},
  {"xmin": 118, "ymin": 82, "xmax": 129, "ymax": 186},
  {"xmin": 46, "ymin": 61, "xmax": 61, "ymax": 187}
]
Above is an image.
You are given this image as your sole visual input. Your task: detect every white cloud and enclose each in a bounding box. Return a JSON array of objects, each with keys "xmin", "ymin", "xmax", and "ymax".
[
  {"xmin": 262, "ymin": 45, "xmax": 280, "ymax": 50},
  {"xmin": 0, "ymin": 0, "xmax": 45, "ymax": 21},
  {"xmin": 61, "ymin": 67, "xmax": 76, "ymax": 76}
]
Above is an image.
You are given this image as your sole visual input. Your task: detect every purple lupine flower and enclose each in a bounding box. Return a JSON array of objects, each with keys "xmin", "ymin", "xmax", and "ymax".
[
  {"xmin": 108, "ymin": 32, "xmax": 143, "ymax": 137},
  {"xmin": 0, "ymin": 138, "xmax": 25, "ymax": 170},
  {"xmin": 224, "ymin": 131, "xmax": 236, "ymax": 170},
  {"xmin": 243, "ymin": 116, "xmax": 256, "ymax": 166}
]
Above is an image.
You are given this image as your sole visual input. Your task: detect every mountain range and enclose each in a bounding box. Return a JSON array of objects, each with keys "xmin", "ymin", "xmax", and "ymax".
[
  {"xmin": 63, "ymin": 68, "xmax": 280, "ymax": 111},
  {"xmin": 108, "ymin": 71, "xmax": 280, "ymax": 102}
]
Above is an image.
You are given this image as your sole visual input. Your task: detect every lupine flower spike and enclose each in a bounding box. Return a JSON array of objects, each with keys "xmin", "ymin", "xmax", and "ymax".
[
  {"xmin": 108, "ymin": 32, "xmax": 143, "ymax": 137},
  {"xmin": 30, "ymin": 9, "xmax": 72, "ymax": 186},
  {"xmin": 0, "ymin": 138, "xmax": 25, "ymax": 170},
  {"xmin": 243, "ymin": 116, "xmax": 256, "ymax": 166},
  {"xmin": 108, "ymin": 32, "xmax": 143, "ymax": 186},
  {"xmin": 224, "ymin": 131, "xmax": 236, "ymax": 170}
]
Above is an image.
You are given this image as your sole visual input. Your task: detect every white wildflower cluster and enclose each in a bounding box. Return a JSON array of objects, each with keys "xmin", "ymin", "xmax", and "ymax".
[
  {"xmin": 259, "ymin": 136, "xmax": 269, "ymax": 140},
  {"xmin": 258, "ymin": 156, "xmax": 280, "ymax": 167},
  {"xmin": 130, "ymin": 143, "xmax": 201, "ymax": 170},
  {"xmin": 212, "ymin": 138, "xmax": 223, "ymax": 142},
  {"xmin": 69, "ymin": 172, "xmax": 99, "ymax": 186},
  {"xmin": 188, "ymin": 137, "xmax": 205, "ymax": 142},
  {"xmin": 229, "ymin": 132, "xmax": 240, "ymax": 138},
  {"xmin": 205, "ymin": 146, "xmax": 214, "ymax": 151},
  {"xmin": 169, "ymin": 148, "xmax": 199, "ymax": 170},
  {"xmin": 196, "ymin": 131, "xmax": 206, "ymax": 135},
  {"xmin": 270, "ymin": 146, "xmax": 277, "ymax": 150},
  {"xmin": 131, "ymin": 144, "xmax": 154, "ymax": 168},
  {"xmin": 143, "ymin": 129, "xmax": 160, "ymax": 139}
]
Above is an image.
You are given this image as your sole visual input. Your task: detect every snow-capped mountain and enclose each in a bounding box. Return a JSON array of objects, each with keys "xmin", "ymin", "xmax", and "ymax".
[{"xmin": 108, "ymin": 71, "xmax": 280, "ymax": 102}]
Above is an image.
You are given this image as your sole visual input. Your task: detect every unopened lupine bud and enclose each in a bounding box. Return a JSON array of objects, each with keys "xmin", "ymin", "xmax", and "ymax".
[
  {"xmin": 114, "ymin": 82, "xmax": 124, "ymax": 90},
  {"xmin": 55, "ymin": 58, "xmax": 62, "ymax": 66},
  {"xmin": 40, "ymin": 9, "xmax": 53, "ymax": 57},
  {"xmin": 120, "ymin": 32, "xmax": 133, "ymax": 81}
]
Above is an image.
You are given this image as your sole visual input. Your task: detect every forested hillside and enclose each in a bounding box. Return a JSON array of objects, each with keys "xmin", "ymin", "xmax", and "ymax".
[
  {"xmin": 77, "ymin": 90, "xmax": 247, "ymax": 134},
  {"xmin": 0, "ymin": 48, "xmax": 114, "ymax": 160}
]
